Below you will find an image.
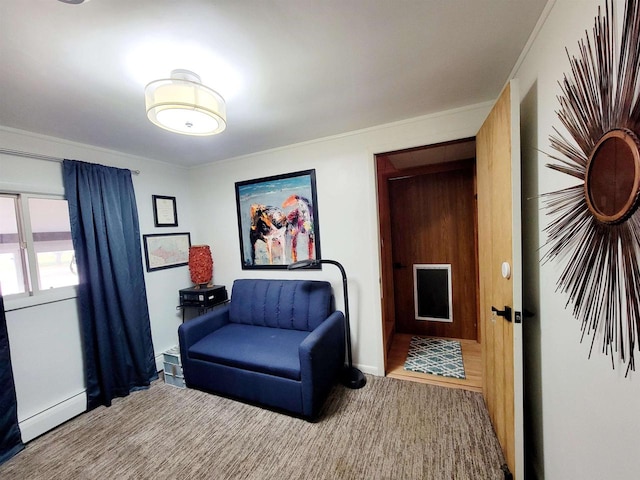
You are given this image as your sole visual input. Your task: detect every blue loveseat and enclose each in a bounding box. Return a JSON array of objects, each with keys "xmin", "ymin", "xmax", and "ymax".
[{"xmin": 178, "ymin": 279, "xmax": 346, "ymax": 419}]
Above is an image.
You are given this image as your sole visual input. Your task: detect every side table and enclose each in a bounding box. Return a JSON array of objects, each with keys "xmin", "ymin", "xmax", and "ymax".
[{"xmin": 177, "ymin": 284, "xmax": 228, "ymax": 322}]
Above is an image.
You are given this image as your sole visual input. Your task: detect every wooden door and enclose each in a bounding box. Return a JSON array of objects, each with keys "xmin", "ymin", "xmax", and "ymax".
[
  {"xmin": 476, "ymin": 80, "xmax": 523, "ymax": 479},
  {"xmin": 388, "ymin": 163, "xmax": 478, "ymax": 340}
]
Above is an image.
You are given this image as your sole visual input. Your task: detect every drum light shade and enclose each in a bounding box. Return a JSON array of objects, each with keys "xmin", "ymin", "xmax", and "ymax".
[{"xmin": 145, "ymin": 69, "xmax": 226, "ymax": 136}]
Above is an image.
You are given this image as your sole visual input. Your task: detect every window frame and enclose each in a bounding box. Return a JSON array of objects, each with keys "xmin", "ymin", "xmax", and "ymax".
[{"xmin": 1, "ymin": 191, "xmax": 78, "ymax": 311}]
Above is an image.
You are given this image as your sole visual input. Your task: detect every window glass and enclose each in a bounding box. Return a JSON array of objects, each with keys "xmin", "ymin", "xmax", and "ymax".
[
  {"xmin": 0, "ymin": 195, "xmax": 25, "ymax": 295},
  {"xmin": 28, "ymin": 198, "xmax": 78, "ymax": 290}
]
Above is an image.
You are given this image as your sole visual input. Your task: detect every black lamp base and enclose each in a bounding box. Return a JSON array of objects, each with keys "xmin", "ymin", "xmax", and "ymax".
[{"xmin": 341, "ymin": 365, "xmax": 366, "ymax": 389}]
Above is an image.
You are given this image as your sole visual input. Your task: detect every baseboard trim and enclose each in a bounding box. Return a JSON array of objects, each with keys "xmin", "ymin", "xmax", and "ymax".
[
  {"xmin": 356, "ymin": 363, "xmax": 380, "ymax": 376},
  {"xmin": 155, "ymin": 353, "xmax": 164, "ymax": 372},
  {"xmin": 19, "ymin": 391, "xmax": 87, "ymax": 443},
  {"xmin": 18, "ymin": 354, "xmax": 166, "ymax": 444}
]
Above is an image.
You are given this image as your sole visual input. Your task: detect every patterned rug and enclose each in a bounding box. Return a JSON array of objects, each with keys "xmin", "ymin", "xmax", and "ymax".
[{"xmin": 404, "ymin": 336, "xmax": 466, "ymax": 379}]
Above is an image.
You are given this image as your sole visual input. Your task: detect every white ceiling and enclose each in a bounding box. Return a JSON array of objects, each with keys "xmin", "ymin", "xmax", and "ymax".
[{"xmin": 0, "ymin": 0, "xmax": 548, "ymax": 167}]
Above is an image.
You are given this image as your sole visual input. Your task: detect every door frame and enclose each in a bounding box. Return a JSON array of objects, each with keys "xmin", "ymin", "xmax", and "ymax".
[
  {"xmin": 374, "ymin": 81, "xmax": 523, "ymax": 478},
  {"xmin": 375, "ymin": 139, "xmax": 480, "ymax": 372}
]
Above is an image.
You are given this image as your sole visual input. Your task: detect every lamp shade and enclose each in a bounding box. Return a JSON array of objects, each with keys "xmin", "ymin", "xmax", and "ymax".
[
  {"xmin": 188, "ymin": 245, "xmax": 213, "ymax": 287},
  {"xmin": 145, "ymin": 70, "xmax": 226, "ymax": 136}
]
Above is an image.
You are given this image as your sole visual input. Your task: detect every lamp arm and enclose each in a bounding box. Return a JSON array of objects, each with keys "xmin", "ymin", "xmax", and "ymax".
[
  {"xmin": 318, "ymin": 260, "xmax": 353, "ymax": 368},
  {"xmin": 287, "ymin": 257, "xmax": 365, "ymax": 388}
]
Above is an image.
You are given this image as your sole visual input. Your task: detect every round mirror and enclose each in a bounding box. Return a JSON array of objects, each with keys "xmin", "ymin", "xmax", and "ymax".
[{"xmin": 584, "ymin": 129, "xmax": 640, "ymax": 224}]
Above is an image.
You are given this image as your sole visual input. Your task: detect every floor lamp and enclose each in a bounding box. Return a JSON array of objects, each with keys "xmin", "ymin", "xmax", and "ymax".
[{"xmin": 288, "ymin": 259, "xmax": 366, "ymax": 389}]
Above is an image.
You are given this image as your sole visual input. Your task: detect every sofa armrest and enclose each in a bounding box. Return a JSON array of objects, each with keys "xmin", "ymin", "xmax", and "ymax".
[
  {"xmin": 178, "ymin": 305, "xmax": 230, "ymax": 359},
  {"xmin": 299, "ymin": 311, "xmax": 346, "ymax": 417}
]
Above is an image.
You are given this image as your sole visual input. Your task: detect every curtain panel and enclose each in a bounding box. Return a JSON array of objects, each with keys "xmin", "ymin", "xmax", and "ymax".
[
  {"xmin": 63, "ymin": 160, "xmax": 157, "ymax": 410},
  {"xmin": 0, "ymin": 294, "xmax": 24, "ymax": 465}
]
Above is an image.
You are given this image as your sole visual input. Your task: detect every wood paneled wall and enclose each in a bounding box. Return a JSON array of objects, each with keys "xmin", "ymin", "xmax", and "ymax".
[{"xmin": 384, "ymin": 160, "xmax": 479, "ymax": 340}]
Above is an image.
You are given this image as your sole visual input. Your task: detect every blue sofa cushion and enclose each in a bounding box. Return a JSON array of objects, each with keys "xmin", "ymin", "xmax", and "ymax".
[
  {"xmin": 229, "ymin": 279, "xmax": 332, "ymax": 331},
  {"xmin": 187, "ymin": 323, "xmax": 309, "ymax": 380}
]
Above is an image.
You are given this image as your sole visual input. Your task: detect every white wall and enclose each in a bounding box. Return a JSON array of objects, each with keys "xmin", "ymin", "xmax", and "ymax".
[
  {"xmin": 0, "ymin": 127, "xmax": 195, "ymax": 441},
  {"xmin": 188, "ymin": 103, "xmax": 491, "ymax": 375},
  {"xmin": 515, "ymin": 0, "xmax": 640, "ymax": 478}
]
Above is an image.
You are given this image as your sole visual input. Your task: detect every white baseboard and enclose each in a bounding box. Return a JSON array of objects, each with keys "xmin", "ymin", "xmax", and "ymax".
[
  {"xmin": 356, "ymin": 363, "xmax": 381, "ymax": 376},
  {"xmin": 18, "ymin": 354, "xmax": 166, "ymax": 444},
  {"xmin": 19, "ymin": 391, "xmax": 86, "ymax": 443},
  {"xmin": 155, "ymin": 353, "xmax": 165, "ymax": 372}
]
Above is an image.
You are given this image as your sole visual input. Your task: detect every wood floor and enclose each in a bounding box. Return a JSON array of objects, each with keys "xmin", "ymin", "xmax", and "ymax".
[{"xmin": 386, "ymin": 333, "xmax": 482, "ymax": 392}]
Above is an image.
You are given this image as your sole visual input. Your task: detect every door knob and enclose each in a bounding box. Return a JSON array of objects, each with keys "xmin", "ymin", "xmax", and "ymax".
[
  {"xmin": 393, "ymin": 262, "xmax": 407, "ymax": 269},
  {"xmin": 491, "ymin": 305, "xmax": 512, "ymax": 322}
]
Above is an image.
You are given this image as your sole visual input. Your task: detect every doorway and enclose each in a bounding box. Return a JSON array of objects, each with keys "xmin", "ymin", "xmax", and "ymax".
[{"xmin": 376, "ymin": 138, "xmax": 482, "ymax": 391}]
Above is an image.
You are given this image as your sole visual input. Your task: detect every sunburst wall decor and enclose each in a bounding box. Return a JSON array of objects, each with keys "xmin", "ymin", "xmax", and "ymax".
[{"xmin": 542, "ymin": 0, "xmax": 640, "ymax": 375}]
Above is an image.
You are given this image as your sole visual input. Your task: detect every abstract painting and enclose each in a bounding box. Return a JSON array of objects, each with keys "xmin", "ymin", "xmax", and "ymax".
[{"xmin": 235, "ymin": 169, "xmax": 321, "ymax": 269}]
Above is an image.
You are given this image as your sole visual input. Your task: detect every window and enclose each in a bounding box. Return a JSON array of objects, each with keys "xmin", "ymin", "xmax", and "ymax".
[
  {"xmin": 0, "ymin": 193, "xmax": 78, "ymax": 297},
  {"xmin": 0, "ymin": 195, "xmax": 23, "ymax": 295}
]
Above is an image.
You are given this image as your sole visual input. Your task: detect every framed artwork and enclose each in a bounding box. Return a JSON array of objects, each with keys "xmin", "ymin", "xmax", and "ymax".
[
  {"xmin": 143, "ymin": 232, "xmax": 191, "ymax": 272},
  {"xmin": 413, "ymin": 264, "xmax": 453, "ymax": 323},
  {"xmin": 152, "ymin": 195, "xmax": 178, "ymax": 227},
  {"xmin": 542, "ymin": 1, "xmax": 640, "ymax": 374},
  {"xmin": 235, "ymin": 169, "xmax": 321, "ymax": 269}
]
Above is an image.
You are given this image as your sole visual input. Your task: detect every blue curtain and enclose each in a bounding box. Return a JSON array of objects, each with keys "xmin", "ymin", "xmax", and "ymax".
[
  {"xmin": 63, "ymin": 160, "xmax": 157, "ymax": 410},
  {"xmin": 0, "ymin": 294, "xmax": 24, "ymax": 465}
]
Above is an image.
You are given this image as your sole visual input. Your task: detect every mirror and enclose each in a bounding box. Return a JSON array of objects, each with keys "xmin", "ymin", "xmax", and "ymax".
[
  {"xmin": 584, "ymin": 129, "xmax": 640, "ymax": 224},
  {"xmin": 543, "ymin": 1, "xmax": 640, "ymax": 375}
]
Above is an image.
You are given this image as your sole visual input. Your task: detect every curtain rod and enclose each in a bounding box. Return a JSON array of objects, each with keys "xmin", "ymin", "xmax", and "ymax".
[{"xmin": 0, "ymin": 148, "xmax": 141, "ymax": 175}]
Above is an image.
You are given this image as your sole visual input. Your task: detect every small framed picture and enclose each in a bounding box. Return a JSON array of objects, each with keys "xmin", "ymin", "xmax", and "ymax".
[
  {"xmin": 152, "ymin": 195, "xmax": 178, "ymax": 227},
  {"xmin": 143, "ymin": 232, "xmax": 191, "ymax": 272}
]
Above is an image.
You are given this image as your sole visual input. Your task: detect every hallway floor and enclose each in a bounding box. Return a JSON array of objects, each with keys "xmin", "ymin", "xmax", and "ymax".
[{"xmin": 386, "ymin": 333, "xmax": 482, "ymax": 392}]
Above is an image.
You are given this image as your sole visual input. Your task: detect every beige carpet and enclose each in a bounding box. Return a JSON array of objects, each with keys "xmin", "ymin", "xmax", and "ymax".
[{"xmin": 0, "ymin": 375, "xmax": 505, "ymax": 479}]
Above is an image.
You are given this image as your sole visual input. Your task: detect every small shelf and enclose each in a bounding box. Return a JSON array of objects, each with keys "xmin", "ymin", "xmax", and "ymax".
[{"xmin": 162, "ymin": 346, "xmax": 185, "ymax": 389}]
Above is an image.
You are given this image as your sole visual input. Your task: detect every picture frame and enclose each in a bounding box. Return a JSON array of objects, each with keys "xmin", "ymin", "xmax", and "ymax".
[
  {"xmin": 235, "ymin": 169, "xmax": 321, "ymax": 269},
  {"xmin": 152, "ymin": 195, "xmax": 178, "ymax": 227},
  {"xmin": 142, "ymin": 232, "xmax": 191, "ymax": 272},
  {"xmin": 413, "ymin": 264, "xmax": 453, "ymax": 323}
]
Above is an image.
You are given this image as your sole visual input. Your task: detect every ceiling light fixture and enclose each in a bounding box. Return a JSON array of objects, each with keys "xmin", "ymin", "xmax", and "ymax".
[{"xmin": 145, "ymin": 69, "xmax": 226, "ymax": 136}]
